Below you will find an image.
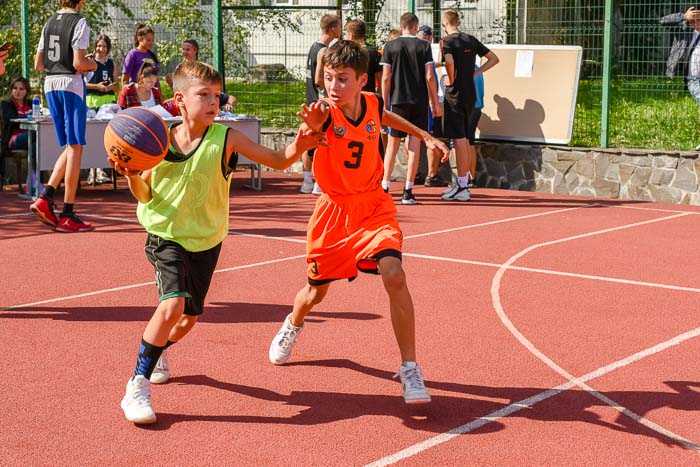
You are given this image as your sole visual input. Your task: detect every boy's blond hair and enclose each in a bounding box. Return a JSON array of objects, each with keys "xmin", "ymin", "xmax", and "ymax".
[
  {"xmin": 442, "ymin": 9, "xmax": 460, "ymax": 26},
  {"xmin": 172, "ymin": 60, "xmax": 222, "ymax": 93}
]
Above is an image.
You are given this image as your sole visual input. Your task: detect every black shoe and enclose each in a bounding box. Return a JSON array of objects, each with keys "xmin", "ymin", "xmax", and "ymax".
[
  {"xmin": 414, "ymin": 173, "xmax": 426, "ymax": 185},
  {"xmin": 401, "ymin": 188, "xmax": 417, "ymax": 205},
  {"xmin": 424, "ymin": 175, "xmax": 449, "ymax": 187}
]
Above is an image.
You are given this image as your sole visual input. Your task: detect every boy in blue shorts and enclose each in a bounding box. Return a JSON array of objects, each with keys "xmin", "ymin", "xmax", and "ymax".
[
  {"xmin": 112, "ymin": 60, "xmax": 324, "ymax": 424},
  {"xmin": 30, "ymin": 0, "xmax": 97, "ymax": 232}
]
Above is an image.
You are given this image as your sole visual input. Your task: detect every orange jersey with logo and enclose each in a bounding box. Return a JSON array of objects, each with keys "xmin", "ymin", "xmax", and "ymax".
[{"xmin": 313, "ymin": 92, "xmax": 384, "ymax": 197}]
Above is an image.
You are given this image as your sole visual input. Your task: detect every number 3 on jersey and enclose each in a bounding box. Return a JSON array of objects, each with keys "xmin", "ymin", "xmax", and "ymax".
[{"xmin": 344, "ymin": 141, "xmax": 364, "ymax": 169}]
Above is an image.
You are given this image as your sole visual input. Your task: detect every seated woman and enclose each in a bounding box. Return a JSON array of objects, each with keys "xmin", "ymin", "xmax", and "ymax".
[
  {"xmin": 86, "ymin": 34, "xmax": 119, "ymax": 185},
  {"xmin": 117, "ymin": 63, "xmax": 162, "ymax": 109},
  {"xmin": 0, "ymin": 77, "xmax": 36, "ymax": 193}
]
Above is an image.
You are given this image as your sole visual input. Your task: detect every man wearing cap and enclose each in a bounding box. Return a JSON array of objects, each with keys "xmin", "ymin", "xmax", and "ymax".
[{"xmin": 380, "ymin": 12, "xmax": 441, "ymax": 205}]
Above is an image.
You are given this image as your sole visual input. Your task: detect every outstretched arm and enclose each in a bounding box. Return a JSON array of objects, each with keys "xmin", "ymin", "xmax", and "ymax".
[
  {"xmin": 383, "ymin": 110, "xmax": 450, "ymax": 161},
  {"xmin": 225, "ymin": 103, "xmax": 327, "ymax": 170}
]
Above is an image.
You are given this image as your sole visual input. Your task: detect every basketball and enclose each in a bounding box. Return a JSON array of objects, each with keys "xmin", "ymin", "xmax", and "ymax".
[{"xmin": 104, "ymin": 107, "xmax": 170, "ymax": 171}]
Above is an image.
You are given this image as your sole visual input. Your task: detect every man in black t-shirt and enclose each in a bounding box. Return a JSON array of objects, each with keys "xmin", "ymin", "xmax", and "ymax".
[
  {"xmin": 380, "ymin": 12, "xmax": 441, "ymax": 205},
  {"xmin": 439, "ymin": 9, "xmax": 499, "ymax": 202},
  {"xmin": 301, "ymin": 14, "xmax": 342, "ymax": 195}
]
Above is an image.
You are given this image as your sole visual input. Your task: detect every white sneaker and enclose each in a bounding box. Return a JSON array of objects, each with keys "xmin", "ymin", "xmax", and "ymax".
[
  {"xmin": 121, "ymin": 375, "xmax": 157, "ymax": 424},
  {"xmin": 300, "ymin": 180, "xmax": 314, "ymax": 194},
  {"xmin": 441, "ymin": 184, "xmax": 458, "ymax": 197},
  {"xmin": 312, "ymin": 181, "xmax": 323, "ymax": 195},
  {"xmin": 150, "ymin": 350, "xmax": 170, "ymax": 384},
  {"xmin": 442, "ymin": 185, "xmax": 470, "ymax": 201},
  {"xmin": 95, "ymin": 168, "xmax": 112, "ymax": 184},
  {"xmin": 87, "ymin": 169, "xmax": 95, "ymax": 185},
  {"xmin": 395, "ymin": 361, "xmax": 431, "ymax": 405},
  {"xmin": 269, "ymin": 314, "xmax": 304, "ymax": 365}
]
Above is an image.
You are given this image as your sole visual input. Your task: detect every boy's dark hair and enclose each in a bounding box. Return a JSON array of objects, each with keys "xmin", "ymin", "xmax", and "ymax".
[
  {"xmin": 345, "ymin": 19, "xmax": 366, "ymax": 40},
  {"xmin": 95, "ymin": 34, "xmax": 111, "ymax": 53},
  {"xmin": 400, "ymin": 12, "xmax": 419, "ymax": 29},
  {"xmin": 322, "ymin": 40, "xmax": 368, "ymax": 76},
  {"xmin": 60, "ymin": 0, "xmax": 80, "ymax": 8},
  {"xmin": 320, "ymin": 14, "xmax": 341, "ymax": 33}
]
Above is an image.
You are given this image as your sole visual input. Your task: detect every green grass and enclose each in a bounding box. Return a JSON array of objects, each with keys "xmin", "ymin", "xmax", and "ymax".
[
  {"xmin": 227, "ymin": 80, "xmax": 306, "ymax": 128},
  {"xmin": 224, "ymin": 79, "xmax": 700, "ymax": 150},
  {"xmin": 572, "ymin": 79, "xmax": 700, "ymax": 150}
]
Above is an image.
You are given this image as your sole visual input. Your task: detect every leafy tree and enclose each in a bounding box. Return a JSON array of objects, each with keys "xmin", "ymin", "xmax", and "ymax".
[
  {"xmin": 145, "ymin": 0, "xmax": 302, "ymax": 83},
  {"xmin": 0, "ymin": 0, "xmax": 133, "ymax": 91}
]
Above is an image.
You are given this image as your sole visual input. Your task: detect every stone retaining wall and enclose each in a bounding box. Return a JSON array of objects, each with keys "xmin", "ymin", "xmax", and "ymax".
[{"xmin": 259, "ymin": 128, "xmax": 700, "ymax": 206}]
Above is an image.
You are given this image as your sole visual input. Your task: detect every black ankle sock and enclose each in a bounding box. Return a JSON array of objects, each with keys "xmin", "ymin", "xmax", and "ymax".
[
  {"xmin": 134, "ymin": 339, "xmax": 165, "ymax": 379},
  {"xmin": 43, "ymin": 186, "xmax": 55, "ymax": 201},
  {"xmin": 61, "ymin": 203, "xmax": 74, "ymax": 216},
  {"xmin": 164, "ymin": 340, "xmax": 176, "ymax": 349}
]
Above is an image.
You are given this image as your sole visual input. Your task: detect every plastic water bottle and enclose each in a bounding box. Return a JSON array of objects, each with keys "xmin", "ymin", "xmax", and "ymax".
[{"xmin": 31, "ymin": 91, "xmax": 41, "ymax": 120}]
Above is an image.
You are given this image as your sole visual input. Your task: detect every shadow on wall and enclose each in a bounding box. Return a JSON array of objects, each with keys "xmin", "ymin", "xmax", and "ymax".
[
  {"xmin": 475, "ymin": 95, "xmax": 545, "ymax": 190},
  {"xmin": 479, "ymin": 94, "xmax": 546, "ymax": 143}
]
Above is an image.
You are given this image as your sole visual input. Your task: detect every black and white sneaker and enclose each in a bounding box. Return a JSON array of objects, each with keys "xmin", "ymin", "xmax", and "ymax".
[{"xmin": 401, "ymin": 188, "xmax": 417, "ymax": 205}]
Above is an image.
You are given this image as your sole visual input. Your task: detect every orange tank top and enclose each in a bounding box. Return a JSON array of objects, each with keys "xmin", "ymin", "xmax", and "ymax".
[{"xmin": 313, "ymin": 92, "xmax": 384, "ymax": 196}]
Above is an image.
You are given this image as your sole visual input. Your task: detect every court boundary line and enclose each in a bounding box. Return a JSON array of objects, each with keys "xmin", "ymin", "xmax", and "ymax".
[
  {"xmin": 0, "ymin": 254, "xmax": 305, "ymax": 312},
  {"xmin": 367, "ymin": 211, "xmax": 698, "ymax": 466}
]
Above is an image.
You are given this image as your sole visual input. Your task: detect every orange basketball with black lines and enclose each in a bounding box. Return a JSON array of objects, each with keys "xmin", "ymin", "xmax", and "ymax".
[{"xmin": 104, "ymin": 107, "xmax": 170, "ymax": 171}]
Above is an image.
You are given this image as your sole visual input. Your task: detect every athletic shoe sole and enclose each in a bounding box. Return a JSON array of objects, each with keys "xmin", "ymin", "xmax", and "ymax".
[{"xmin": 30, "ymin": 204, "xmax": 57, "ymax": 227}]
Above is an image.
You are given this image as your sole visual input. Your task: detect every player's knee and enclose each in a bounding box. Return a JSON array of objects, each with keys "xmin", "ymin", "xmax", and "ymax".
[
  {"xmin": 380, "ymin": 261, "xmax": 406, "ymax": 291},
  {"xmin": 304, "ymin": 283, "xmax": 328, "ymax": 306},
  {"xmin": 157, "ymin": 297, "xmax": 186, "ymax": 325}
]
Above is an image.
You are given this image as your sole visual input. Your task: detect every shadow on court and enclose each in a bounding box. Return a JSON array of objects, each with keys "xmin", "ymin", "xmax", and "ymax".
[
  {"xmin": 0, "ymin": 303, "xmax": 381, "ymax": 324},
  {"xmin": 140, "ymin": 359, "xmax": 700, "ymax": 450}
]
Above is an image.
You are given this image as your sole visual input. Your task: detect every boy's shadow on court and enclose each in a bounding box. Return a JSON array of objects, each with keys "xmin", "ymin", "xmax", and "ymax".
[
  {"xmin": 0, "ymin": 303, "xmax": 381, "ymax": 324},
  {"xmin": 145, "ymin": 359, "xmax": 700, "ymax": 449}
]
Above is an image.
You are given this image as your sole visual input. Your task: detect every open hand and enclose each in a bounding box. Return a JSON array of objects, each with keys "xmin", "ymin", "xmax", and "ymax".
[
  {"xmin": 297, "ymin": 101, "xmax": 329, "ymax": 133},
  {"xmin": 295, "ymin": 124, "xmax": 327, "ymax": 152},
  {"xmin": 425, "ymin": 135, "xmax": 451, "ymax": 163}
]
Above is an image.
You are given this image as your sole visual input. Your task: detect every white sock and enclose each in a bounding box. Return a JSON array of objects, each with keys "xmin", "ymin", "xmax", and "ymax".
[
  {"xmin": 405, "ymin": 181, "xmax": 414, "ymax": 191},
  {"xmin": 457, "ymin": 176, "xmax": 469, "ymax": 188},
  {"xmin": 303, "ymin": 171, "xmax": 313, "ymax": 183},
  {"xmin": 381, "ymin": 180, "xmax": 391, "ymax": 191}
]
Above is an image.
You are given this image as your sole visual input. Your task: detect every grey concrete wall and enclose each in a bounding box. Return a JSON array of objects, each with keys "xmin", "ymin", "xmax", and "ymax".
[{"xmin": 259, "ymin": 128, "xmax": 700, "ymax": 206}]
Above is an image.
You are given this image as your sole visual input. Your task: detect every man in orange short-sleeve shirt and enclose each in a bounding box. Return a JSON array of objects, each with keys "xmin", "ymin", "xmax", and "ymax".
[{"xmin": 268, "ymin": 40, "xmax": 449, "ymax": 405}]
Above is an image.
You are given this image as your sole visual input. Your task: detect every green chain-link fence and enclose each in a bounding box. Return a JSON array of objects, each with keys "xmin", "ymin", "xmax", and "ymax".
[{"xmin": 2, "ymin": 0, "xmax": 698, "ymax": 150}]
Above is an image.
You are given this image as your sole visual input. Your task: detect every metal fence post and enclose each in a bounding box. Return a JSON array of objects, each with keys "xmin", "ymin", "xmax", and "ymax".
[
  {"xmin": 408, "ymin": 0, "xmax": 415, "ymax": 14},
  {"xmin": 21, "ymin": 0, "xmax": 30, "ymax": 79},
  {"xmin": 600, "ymin": 0, "xmax": 613, "ymax": 148},
  {"xmin": 213, "ymin": 0, "xmax": 225, "ymax": 84}
]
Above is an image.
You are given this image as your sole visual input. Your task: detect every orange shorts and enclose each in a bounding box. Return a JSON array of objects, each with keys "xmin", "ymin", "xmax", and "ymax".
[{"xmin": 306, "ymin": 188, "xmax": 403, "ymax": 284}]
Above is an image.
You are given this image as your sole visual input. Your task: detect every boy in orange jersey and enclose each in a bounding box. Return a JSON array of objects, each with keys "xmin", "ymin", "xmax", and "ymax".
[{"xmin": 268, "ymin": 40, "xmax": 449, "ymax": 405}]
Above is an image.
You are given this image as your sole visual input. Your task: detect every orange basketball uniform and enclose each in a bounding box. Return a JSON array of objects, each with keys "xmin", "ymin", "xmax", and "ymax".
[{"xmin": 306, "ymin": 92, "xmax": 403, "ymax": 284}]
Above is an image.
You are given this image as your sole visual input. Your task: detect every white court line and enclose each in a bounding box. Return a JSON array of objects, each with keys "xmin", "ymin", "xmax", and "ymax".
[
  {"xmin": 367, "ymin": 326, "xmax": 700, "ymax": 467},
  {"xmin": 367, "ymin": 211, "xmax": 698, "ymax": 466},
  {"xmin": 404, "ymin": 205, "xmax": 589, "ymax": 239},
  {"xmin": 404, "ymin": 253, "xmax": 700, "ymax": 294},
  {"xmin": 0, "ymin": 254, "xmax": 305, "ymax": 312}
]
